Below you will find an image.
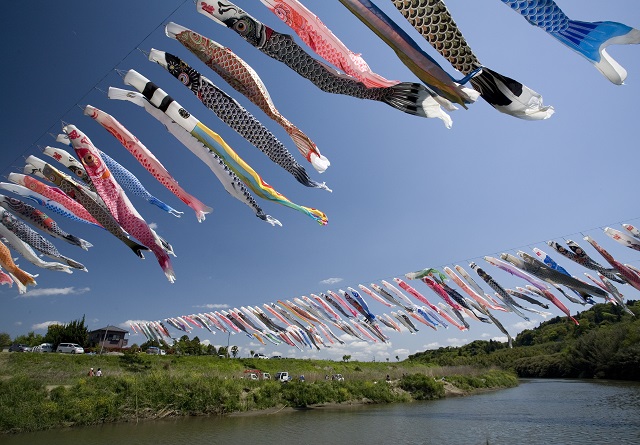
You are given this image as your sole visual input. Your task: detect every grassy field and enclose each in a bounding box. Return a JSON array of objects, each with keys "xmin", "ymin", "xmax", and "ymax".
[{"xmin": 0, "ymin": 352, "xmax": 517, "ymax": 434}]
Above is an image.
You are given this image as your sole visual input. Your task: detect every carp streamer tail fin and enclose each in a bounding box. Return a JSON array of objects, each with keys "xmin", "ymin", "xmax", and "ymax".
[
  {"xmin": 550, "ymin": 20, "xmax": 640, "ymax": 85},
  {"xmin": 126, "ymin": 239, "xmax": 149, "ymax": 259},
  {"xmin": 470, "ymin": 68, "xmax": 554, "ymax": 120},
  {"xmin": 286, "ymin": 126, "xmax": 330, "ymax": 174},
  {"xmin": 385, "ymin": 82, "xmax": 453, "ymax": 128}
]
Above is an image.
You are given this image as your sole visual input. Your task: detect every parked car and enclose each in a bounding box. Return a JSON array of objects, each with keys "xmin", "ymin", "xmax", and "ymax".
[
  {"xmin": 262, "ymin": 372, "xmax": 271, "ymax": 380},
  {"xmin": 56, "ymin": 343, "xmax": 84, "ymax": 354},
  {"xmin": 253, "ymin": 353, "xmax": 269, "ymax": 359},
  {"xmin": 271, "ymin": 354, "xmax": 282, "ymax": 359},
  {"xmin": 275, "ymin": 371, "xmax": 291, "ymax": 383},
  {"xmin": 332, "ymin": 374, "xmax": 345, "ymax": 381},
  {"xmin": 146, "ymin": 346, "xmax": 166, "ymax": 355},
  {"xmin": 8, "ymin": 343, "xmax": 31, "ymax": 352},
  {"xmin": 32, "ymin": 343, "xmax": 54, "ymax": 353}
]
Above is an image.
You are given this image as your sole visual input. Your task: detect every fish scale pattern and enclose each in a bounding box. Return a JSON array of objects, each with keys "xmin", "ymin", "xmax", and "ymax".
[
  {"xmin": 200, "ymin": 2, "xmax": 441, "ymax": 118},
  {"xmin": 500, "ymin": 0, "xmax": 568, "ymax": 32},
  {"xmin": 391, "ymin": 0, "xmax": 480, "ymax": 74},
  {"xmin": 98, "ymin": 149, "xmax": 181, "ymax": 216},
  {"xmin": 0, "ymin": 196, "xmax": 86, "ymax": 249},
  {"xmin": 263, "ymin": 0, "xmax": 397, "ymax": 88},
  {"xmin": 161, "ymin": 52, "xmax": 319, "ymax": 188},
  {"xmin": 172, "ymin": 28, "xmax": 328, "ymax": 172}
]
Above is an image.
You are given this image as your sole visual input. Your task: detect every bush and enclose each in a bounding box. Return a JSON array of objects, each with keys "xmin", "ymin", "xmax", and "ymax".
[{"xmin": 399, "ymin": 374, "xmax": 445, "ymax": 400}]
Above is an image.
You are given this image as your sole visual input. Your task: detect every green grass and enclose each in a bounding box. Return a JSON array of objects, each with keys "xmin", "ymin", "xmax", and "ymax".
[{"xmin": 0, "ymin": 353, "xmax": 517, "ymax": 434}]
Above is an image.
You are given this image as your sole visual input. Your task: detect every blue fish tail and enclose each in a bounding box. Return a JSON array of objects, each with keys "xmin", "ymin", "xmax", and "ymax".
[
  {"xmin": 550, "ymin": 20, "xmax": 640, "ymax": 84},
  {"xmin": 148, "ymin": 196, "xmax": 183, "ymax": 217}
]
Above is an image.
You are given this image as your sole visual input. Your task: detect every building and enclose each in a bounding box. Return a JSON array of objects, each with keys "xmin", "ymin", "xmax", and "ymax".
[{"xmin": 88, "ymin": 325, "xmax": 129, "ymax": 350}]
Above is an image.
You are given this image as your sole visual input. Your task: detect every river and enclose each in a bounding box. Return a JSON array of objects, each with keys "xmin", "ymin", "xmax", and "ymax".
[{"xmin": 4, "ymin": 379, "xmax": 640, "ymax": 444}]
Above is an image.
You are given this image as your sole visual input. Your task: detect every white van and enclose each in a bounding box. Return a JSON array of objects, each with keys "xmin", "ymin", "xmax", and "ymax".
[{"xmin": 56, "ymin": 343, "xmax": 84, "ymax": 354}]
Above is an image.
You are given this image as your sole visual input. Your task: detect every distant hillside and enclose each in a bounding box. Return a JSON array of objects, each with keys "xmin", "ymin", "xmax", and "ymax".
[{"xmin": 408, "ymin": 301, "xmax": 640, "ymax": 380}]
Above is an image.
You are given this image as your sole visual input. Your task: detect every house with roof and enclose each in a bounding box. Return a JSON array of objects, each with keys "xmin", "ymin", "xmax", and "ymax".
[{"xmin": 88, "ymin": 325, "xmax": 129, "ymax": 350}]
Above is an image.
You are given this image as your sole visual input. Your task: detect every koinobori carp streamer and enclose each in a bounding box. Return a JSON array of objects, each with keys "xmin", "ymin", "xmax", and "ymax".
[
  {"xmin": 165, "ymin": 22, "xmax": 329, "ymax": 173},
  {"xmin": 499, "ymin": 0, "xmax": 640, "ymax": 84},
  {"xmin": 259, "ymin": 0, "xmax": 400, "ymax": 88},
  {"xmin": 83, "ymin": 105, "xmax": 212, "ymax": 222},
  {"xmin": 122, "ymin": 70, "xmax": 328, "ymax": 226},
  {"xmin": 147, "ymin": 49, "xmax": 329, "ymax": 192},
  {"xmin": 108, "ymin": 87, "xmax": 281, "ymax": 227},
  {"xmin": 196, "ymin": 1, "xmax": 456, "ymax": 128},
  {"xmin": 389, "ymin": 0, "xmax": 554, "ymax": 120},
  {"xmin": 64, "ymin": 124, "xmax": 176, "ymax": 283}
]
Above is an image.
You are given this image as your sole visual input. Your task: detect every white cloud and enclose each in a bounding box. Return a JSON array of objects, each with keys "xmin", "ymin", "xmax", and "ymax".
[
  {"xmin": 393, "ymin": 348, "xmax": 409, "ymax": 359},
  {"xmin": 200, "ymin": 339, "xmax": 211, "ymax": 346},
  {"xmin": 32, "ymin": 321, "xmax": 63, "ymax": 330},
  {"xmin": 480, "ymin": 333, "xmax": 492, "ymax": 338},
  {"xmin": 148, "ymin": 222, "xmax": 158, "ymax": 230},
  {"xmin": 194, "ymin": 303, "xmax": 230, "ymax": 309},
  {"xmin": 446, "ymin": 337, "xmax": 469, "ymax": 347},
  {"xmin": 512, "ymin": 321, "xmax": 537, "ymax": 330},
  {"xmin": 21, "ymin": 287, "xmax": 90, "ymax": 298},
  {"xmin": 491, "ymin": 336, "xmax": 508, "ymax": 343},
  {"xmin": 14, "ymin": 321, "xmax": 22, "ymax": 326},
  {"xmin": 320, "ymin": 277, "xmax": 343, "ymax": 285},
  {"xmin": 421, "ymin": 342, "xmax": 442, "ymax": 350}
]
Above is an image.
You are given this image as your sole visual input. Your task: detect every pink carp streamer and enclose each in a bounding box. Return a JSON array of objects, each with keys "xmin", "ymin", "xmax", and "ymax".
[
  {"xmin": 84, "ymin": 105, "xmax": 213, "ymax": 222},
  {"xmin": 259, "ymin": 0, "xmax": 398, "ymax": 88},
  {"xmin": 165, "ymin": 22, "xmax": 329, "ymax": 173},
  {"xmin": 65, "ymin": 125, "xmax": 176, "ymax": 283},
  {"xmin": 584, "ymin": 236, "xmax": 640, "ymax": 292}
]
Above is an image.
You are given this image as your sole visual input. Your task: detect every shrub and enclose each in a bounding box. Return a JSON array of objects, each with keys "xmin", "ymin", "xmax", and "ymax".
[{"xmin": 399, "ymin": 374, "xmax": 445, "ymax": 400}]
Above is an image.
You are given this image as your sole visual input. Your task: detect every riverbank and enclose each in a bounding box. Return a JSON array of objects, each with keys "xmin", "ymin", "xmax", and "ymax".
[{"xmin": 0, "ymin": 353, "xmax": 517, "ymax": 434}]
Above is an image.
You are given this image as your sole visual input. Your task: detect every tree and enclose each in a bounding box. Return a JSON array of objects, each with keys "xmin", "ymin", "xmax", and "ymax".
[
  {"xmin": 43, "ymin": 324, "xmax": 66, "ymax": 347},
  {"xmin": 342, "ymin": 354, "xmax": 351, "ymax": 362},
  {"xmin": 43, "ymin": 316, "xmax": 89, "ymax": 347},
  {"xmin": 231, "ymin": 345, "xmax": 239, "ymax": 358},
  {"xmin": 396, "ymin": 355, "xmax": 400, "ymax": 362},
  {"xmin": 250, "ymin": 349, "xmax": 255, "ymax": 358},
  {"xmin": 0, "ymin": 332, "xmax": 11, "ymax": 347},
  {"xmin": 13, "ymin": 331, "xmax": 44, "ymax": 346}
]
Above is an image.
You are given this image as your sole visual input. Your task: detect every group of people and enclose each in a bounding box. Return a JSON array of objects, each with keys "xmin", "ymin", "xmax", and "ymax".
[{"xmin": 87, "ymin": 367, "xmax": 102, "ymax": 377}]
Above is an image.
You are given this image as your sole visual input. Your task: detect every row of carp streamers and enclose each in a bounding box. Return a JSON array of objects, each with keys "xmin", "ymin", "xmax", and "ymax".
[
  {"xmin": 133, "ymin": 225, "xmax": 640, "ymax": 350},
  {"xmin": 0, "ymin": 0, "xmax": 639, "ymax": 289}
]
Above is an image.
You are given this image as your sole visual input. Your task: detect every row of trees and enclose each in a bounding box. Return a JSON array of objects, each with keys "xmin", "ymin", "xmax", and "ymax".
[
  {"xmin": 1, "ymin": 317, "xmax": 89, "ymax": 349},
  {"xmin": 408, "ymin": 301, "xmax": 640, "ymax": 380},
  {"xmin": 136, "ymin": 335, "xmax": 240, "ymax": 357}
]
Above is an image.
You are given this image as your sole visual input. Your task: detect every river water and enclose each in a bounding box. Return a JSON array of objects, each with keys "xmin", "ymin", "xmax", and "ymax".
[{"xmin": 5, "ymin": 379, "xmax": 640, "ymax": 444}]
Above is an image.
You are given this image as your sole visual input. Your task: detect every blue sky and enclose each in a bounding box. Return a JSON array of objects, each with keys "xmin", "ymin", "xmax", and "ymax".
[{"xmin": 2, "ymin": 1, "xmax": 639, "ymax": 361}]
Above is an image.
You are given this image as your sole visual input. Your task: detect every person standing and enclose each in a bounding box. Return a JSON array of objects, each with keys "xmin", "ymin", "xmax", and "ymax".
[{"xmin": 96, "ymin": 368, "xmax": 102, "ymax": 377}]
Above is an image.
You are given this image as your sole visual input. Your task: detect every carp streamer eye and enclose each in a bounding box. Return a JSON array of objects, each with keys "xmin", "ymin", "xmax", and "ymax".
[
  {"xmin": 233, "ymin": 18, "xmax": 251, "ymax": 35},
  {"xmin": 83, "ymin": 153, "xmax": 97, "ymax": 167},
  {"xmin": 178, "ymin": 72, "xmax": 190, "ymax": 85}
]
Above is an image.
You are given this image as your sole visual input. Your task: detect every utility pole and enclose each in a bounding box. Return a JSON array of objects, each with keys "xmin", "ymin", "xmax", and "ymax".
[{"xmin": 99, "ymin": 326, "xmax": 109, "ymax": 355}]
